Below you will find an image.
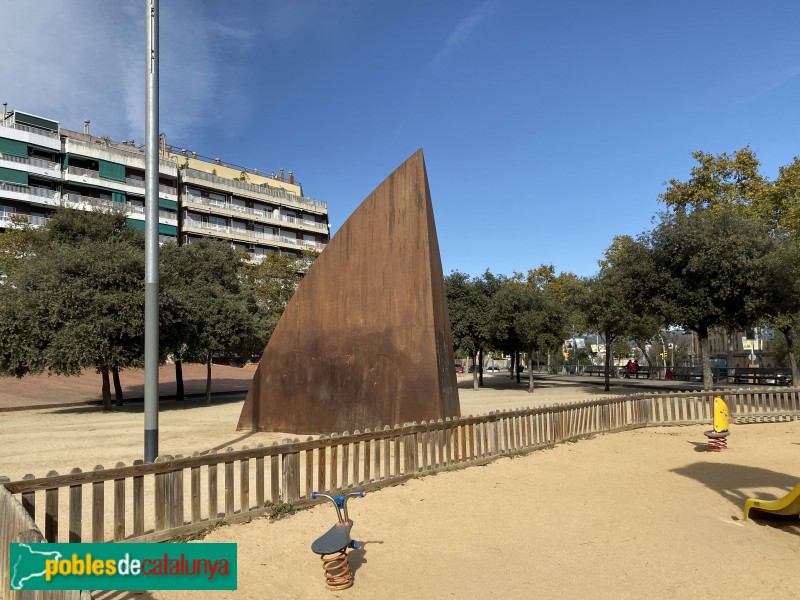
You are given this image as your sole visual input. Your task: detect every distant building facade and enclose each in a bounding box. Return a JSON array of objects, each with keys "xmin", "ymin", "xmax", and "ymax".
[{"xmin": 0, "ymin": 106, "xmax": 329, "ymax": 260}]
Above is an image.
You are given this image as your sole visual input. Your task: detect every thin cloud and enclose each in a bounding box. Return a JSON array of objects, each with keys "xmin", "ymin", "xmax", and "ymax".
[
  {"xmin": 432, "ymin": 0, "xmax": 499, "ymax": 66},
  {"xmin": 733, "ymin": 66, "xmax": 800, "ymax": 105},
  {"xmin": 0, "ymin": 1, "xmax": 255, "ymax": 143}
]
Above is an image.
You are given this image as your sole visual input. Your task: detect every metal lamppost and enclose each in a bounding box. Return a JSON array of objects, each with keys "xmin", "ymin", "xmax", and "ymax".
[{"xmin": 144, "ymin": 0, "xmax": 160, "ymax": 463}]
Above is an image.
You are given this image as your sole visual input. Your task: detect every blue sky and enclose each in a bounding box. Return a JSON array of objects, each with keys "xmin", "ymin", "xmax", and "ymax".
[{"xmin": 3, "ymin": 0, "xmax": 800, "ymax": 278}]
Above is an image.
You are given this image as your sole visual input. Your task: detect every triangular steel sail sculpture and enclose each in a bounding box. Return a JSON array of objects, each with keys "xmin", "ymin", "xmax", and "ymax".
[{"xmin": 237, "ymin": 150, "xmax": 461, "ymax": 434}]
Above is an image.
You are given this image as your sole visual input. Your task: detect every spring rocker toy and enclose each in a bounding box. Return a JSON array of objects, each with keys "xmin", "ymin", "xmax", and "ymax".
[
  {"xmin": 310, "ymin": 490, "xmax": 366, "ymax": 590},
  {"xmin": 703, "ymin": 396, "xmax": 730, "ymax": 451}
]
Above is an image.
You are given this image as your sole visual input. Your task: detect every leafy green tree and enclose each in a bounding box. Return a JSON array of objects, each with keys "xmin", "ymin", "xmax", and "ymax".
[
  {"xmin": 240, "ymin": 250, "xmax": 317, "ymax": 345},
  {"xmin": 527, "ymin": 265, "xmax": 586, "ymax": 373},
  {"xmin": 763, "ymin": 236, "xmax": 800, "ymax": 384},
  {"xmin": 445, "ymin": 270, "xmax": 499, "ymax": 389},
  {"xmin": 515, "ymin": 284, "xmax": 566, "ymax": 392},
  {"xmin": 581, "ymin": 270, "xmax": 630, "ymax": 392},
  {"xmin": 161, "ymin": 240, "xmax": 258, "ymax": 404},
  {"xmin": 660, "ymin": 146, "xmax": 767, "ymax": 214},
  {"xmin": 754, "ymin": 157, "xmax": 800, "ymax": 234},
  {"xmin": 0, "ymin": 208, "xmax": 145, "ymax": 409},
  {"xmin": 599, "ymin": 235, "xmax": 666, "ymax": 367},
  {"xmin": 0, "ymin": 213, "xmax": 38, "ymax": 277},
  {"xmin": 489, "ymin": 279, "xmax": 527, "ymax": 384},
  {"xmin": 647, "ymin": 207, "xmax": 775, "ymax": 388}
]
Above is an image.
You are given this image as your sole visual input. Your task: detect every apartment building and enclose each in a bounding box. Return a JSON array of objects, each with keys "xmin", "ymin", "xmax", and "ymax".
[{"xmin": 0, "ymin": 106, "xmax": 329, "ymax": 260}]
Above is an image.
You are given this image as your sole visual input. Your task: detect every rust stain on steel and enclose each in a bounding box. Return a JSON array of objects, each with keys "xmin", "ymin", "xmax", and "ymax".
[{"xmin": 237, "ymin": 150, "xmax": 461, "ymax": 434}]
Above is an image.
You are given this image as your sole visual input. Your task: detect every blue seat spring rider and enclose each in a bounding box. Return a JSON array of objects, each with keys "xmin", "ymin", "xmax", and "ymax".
[{"xmin": 310, "ymin": 490, "xmax": 366, "ymax": 590}]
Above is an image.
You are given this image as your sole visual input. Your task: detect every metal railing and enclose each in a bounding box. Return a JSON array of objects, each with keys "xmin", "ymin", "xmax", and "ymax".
[
  {"xmin": 183, "ymin": 218, "xmax": 326, "ymax": 249},
  {"xmin": 183, "ymin": 168, "xmax": 327, "ymax": 210},
  {"xmin": 0, "ymin": 212, "xmax": 49, "ymax": 227},
  {"xmin": 0, "ymin": 181, "xmax": 60, "ymax": 199},
  {"xmin": 0, "ymin": 119, "xmax": 59, "ymax": 139},
  {"xmin": 64, "ymin": 136, "xmax": 176, "ymax": 171},
  {"xmin": 182, "ymin": 193, "xmax": 328, "ymax": 231},
  {"xmin": 66, "ymin": 167, "xmax": 176, "ymax": 196},
  {"xmin": 0, "ymin": 153, "xmax": 60, "ymax": 171}
]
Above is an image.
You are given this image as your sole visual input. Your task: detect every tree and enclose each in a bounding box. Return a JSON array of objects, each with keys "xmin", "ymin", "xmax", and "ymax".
[
  {"xmin": 240, "ymin": 250, "xmax": 317, "ymax": 345},
  {"xmin": 161, "ymin": 240, "xmax": 258, "ymax": 404},
  {"xmin": 445, "ymin": 270, "xmax": 498, "ymax": 390},
  {"xmin": 763, "ymin": 236, "xmax": 800, "ymax": 384},
  {"xmin": 599, "ymin": 236, "xmax": 665, "ymax": 367},
  {"xmin": 581, "ymin": 270, "xmax": 630, "ymax": 392},
  {"xmin": 647, "ymin": 207, "xmax": 775, "ymax": 388},
  {"xmin": 515, "ymin": 283, "xmax": 566, "ymax": 392},
  {"xmin": 0, "ymin": 208, "xmax": 145, "ymax": 409},
  {"xmin": 0, "ymin": 213, "xmax": 38, "ymax": 277},
  {"xmin": 753, "ymin": 156, "xmax": 800, "ymax": 234},
  {"xmin": 527, "ymin": 265, "xmax": 586, "ymax": 373},
  {"xmin": 660, "ymin": 146, "xmax": 766, "ymax": 214}
]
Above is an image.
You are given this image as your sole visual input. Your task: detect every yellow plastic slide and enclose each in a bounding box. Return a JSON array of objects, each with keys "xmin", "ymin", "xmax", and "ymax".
[{"xmin": 744, "ymin": 483, "xmax": 800, "ymax": 521}]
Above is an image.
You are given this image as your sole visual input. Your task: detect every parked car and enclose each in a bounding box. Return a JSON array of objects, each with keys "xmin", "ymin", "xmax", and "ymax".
[
  {"xmin": 455, "ymin": 364, "xmax": 465, "ymax": 374},
  {"xmin": 486, "ymin": 365, "xmax": 500, "ymax": 372}
]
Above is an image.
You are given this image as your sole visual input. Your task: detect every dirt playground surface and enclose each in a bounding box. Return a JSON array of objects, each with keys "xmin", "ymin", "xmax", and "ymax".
[{"xmin": 2, "ymin": 373, "xmax": 798, "ymax": 599}]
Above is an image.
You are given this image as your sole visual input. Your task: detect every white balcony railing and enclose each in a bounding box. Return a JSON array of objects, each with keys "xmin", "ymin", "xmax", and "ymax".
[
  {"xmin": 0, "ymin": 211, "xmax": 50, "ymax": 227},
  {"xmin": 182, "ymin": 193, "xmax": 328, "ymax": 231},
  {"xmin": 183, "ymin": 218, "xmax": 326, "ymax": 250},
  {"xmin": 66, "ymin": 167, "xmax": 177, "ymax": 196},
  {"xmin": 0, "ymin": 181, "xmax": 60, "ymax": 199},
  {"xmin": 0, "ymin": 119, "xmax": 59, "ymax": 139},
  {"xmin": 183, "ymin": 168, "xmax": 327, "ymax": 210},
  {"xmin": 62, "ymin": 194, "xmax": 176, "ymax": 225},
  {"xmin": 65, "ymin": 137, "xmax": 177, "ymax": 171},
  {"xmin": 0, "ymin": 153, "xmax": 60, "ymax": 171}
]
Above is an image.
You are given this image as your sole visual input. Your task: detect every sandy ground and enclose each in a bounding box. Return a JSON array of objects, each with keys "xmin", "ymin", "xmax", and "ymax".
[{"xmin": 3, "ymin": 373, "xmax": 799, "ymax": 599}]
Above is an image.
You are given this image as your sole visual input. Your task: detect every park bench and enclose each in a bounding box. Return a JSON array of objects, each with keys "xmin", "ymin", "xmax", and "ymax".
[
  {"xmin": 583, "ymin": 366, "xmax": 605, "ymax": 376},
  {"xmin": 731, "ymin": 368, "xmax": 792, "ymax": 386}
]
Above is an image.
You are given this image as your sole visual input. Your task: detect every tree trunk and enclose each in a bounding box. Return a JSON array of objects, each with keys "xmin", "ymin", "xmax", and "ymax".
[
  {"xmin": 603, "ymin": 332, "xmax": 612, "ymax": 392},
  {"xmin": 698, "ymin": 327, "xmax": 713, "ymax": 390},
  {"xmin": 725, "ymin": 329, "xmax": 735, "ymax": 383},
  {"xmin": 206, "ymin": 352, "xmax": 213, "ymax": 405},
  {"xmin": 101, "ymin": 366, "xmax": 112, "ymax": 411},
  {"xmin": 175, "ymin": 359, "xmax": 184, "ymax": 402},
  {"xmin": 515, "ymin": 350, "xmax": 521, "ymax": 384},
  {"xmin": 478, "ymin": 348, "xmax": 484, "ymax": 387},
  {"xmin": 471, "ymin": 351, "xmax": 479, "ymax": 391},
  {"xmin": 528, "ymin": 348, "xmax": 535, "ymax": 393},
  {"xmin": 781, "ymin": 326, "xmax": 799, "ymax": 387},
  {"xmin": 112, "ymin": 366, "xmax": 124, "ymax": 407}
]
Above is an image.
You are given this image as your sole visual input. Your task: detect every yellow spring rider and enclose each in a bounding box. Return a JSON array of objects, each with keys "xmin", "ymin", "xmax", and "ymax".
[{"xmin": 703, "ymin": 396, "xmax": 729, "ymax": 451}]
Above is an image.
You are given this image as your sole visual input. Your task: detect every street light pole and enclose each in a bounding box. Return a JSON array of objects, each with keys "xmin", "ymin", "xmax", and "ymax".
[{"xmin": 144, "ymin": 0, "xmax": 160, "ymax": 463}]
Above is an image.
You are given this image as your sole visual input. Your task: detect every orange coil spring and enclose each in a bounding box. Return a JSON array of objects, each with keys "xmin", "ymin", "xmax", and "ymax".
[
  {"xmin": 708, "ymin": 437, "xmax": 727, "ymax": 452},
  {"xmin": 321, "ymin": 550, "xmax": 353, "ymax": 591}
]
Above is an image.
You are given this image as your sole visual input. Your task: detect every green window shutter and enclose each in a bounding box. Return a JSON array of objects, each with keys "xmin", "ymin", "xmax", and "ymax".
[
  {"xmin": 0, "ymin": 167, "xmax": 28, "ymax": 186},
  {"xmin": 98, "ymin": 160, "xmax": 126, "ymax": 182},
  {"xmin": 158, "ymin": 198, "xmax": 177, "ymax": 210},
  {"xmin": 14, "ymin": 113, "xmax": 58, "ymax": 132},
  {"xmin": 126, "ymin": 219, "xmax": 146, "ymax": 231},
  {"xmin": 158, "ymin": 223, "xmax": 177, "ymax": 236},
  {"xmin": 62, "ymin": 154, "xmax": 70, "ymax": 169},
  {"xmin": 0, "ymin": 138, "xmax": 28, "ymax": 157},
  {"xmin": 112, "ymin": 192, "xmax": 126, "ymax": 203}
]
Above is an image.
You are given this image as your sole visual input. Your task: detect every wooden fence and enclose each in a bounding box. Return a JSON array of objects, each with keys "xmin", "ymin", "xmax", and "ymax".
[
  {"xmin": 2, "ymin": 388, "xmax": 798, "ymax": 553},
  {"xmin": 0, "ymin": 484, "xmax": 90, "ymax": 600}
]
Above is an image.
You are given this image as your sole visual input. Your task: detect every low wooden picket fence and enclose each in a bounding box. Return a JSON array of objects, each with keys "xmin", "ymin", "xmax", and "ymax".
[{"xmin": 1, "ymin": 387, "xmax": 798, "ymax": 551}]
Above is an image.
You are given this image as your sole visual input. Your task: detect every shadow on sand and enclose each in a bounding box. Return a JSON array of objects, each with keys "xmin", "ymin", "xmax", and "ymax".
[{"xmin": 672, "ymin": 462, "xmax": 800, "ymax": 536}]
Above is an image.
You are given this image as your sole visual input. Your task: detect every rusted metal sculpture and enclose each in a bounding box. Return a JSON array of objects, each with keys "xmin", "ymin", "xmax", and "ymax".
[{"xmin": 237, "ymin": 150, "xmax": 461, "ymax": 434}]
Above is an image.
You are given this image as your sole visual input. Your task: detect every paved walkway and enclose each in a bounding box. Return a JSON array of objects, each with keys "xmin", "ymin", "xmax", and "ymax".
[{"xmin": 0, "ymin": 363, "xmax": 255, "ymax": 411}]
